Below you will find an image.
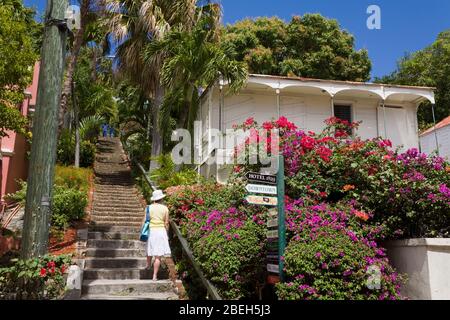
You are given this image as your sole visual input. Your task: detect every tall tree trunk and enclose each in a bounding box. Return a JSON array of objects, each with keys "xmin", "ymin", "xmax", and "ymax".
[
  {"xmin": 149, "ymin": 85, "xmax": 164, "ymax": 170},
  {"xmin": 72, "ymin": 80, "xmax": 80, "ymax": 168},
  {"xmin": 58, "ymin": 0, "xmax": 90, "ymax": 131},
  {"xmin": 21, "ymin": 0, "xmax": 68, "ymax": 259}
]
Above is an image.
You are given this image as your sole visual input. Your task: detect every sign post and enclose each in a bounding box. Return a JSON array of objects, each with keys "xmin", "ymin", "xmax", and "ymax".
[
  {"xmin": 276, "ymin": 155, "xmax": 286, "ymax": 282},
  {"xmin": 244, "ymin": 155, "xmax": 286, "ymax": 284}
]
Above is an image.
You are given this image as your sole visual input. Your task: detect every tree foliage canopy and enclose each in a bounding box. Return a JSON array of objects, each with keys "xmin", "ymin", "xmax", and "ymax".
[
  {"xmin": 376, "ymin": 30, "xmax": 450, "ymax": 127},
  {"xmin": 0, "ymin": 0, "xmax": 41, "ymax": 137},
  {"xmin": 222, "ymin": 14, "xmax": 371, "ymax": 82}
]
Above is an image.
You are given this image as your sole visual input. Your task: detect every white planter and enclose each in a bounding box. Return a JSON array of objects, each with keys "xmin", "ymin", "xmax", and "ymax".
[{"xmin": 385, "ymin": 238, "xmax": 450, "ymax": 300}]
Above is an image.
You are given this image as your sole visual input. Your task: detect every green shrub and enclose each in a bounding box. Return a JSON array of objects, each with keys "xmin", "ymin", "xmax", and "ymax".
[
  {"xmin": 4, "ymin": 180, "xmax": 27, "ymax": 204},
  {"xmin": 275, "ymin": 201, "xmax": 405, "ymax": 300},
  {"xmin": 51, "ymin": 186, "xmax": 87, "ymax": 229},
  {"xmin": 5, "ymin": 166, "xmax": 90, "ymax": 230},
  {"xmin": 192, "ymin": 221, "xmax": 266, "ymax": 299},
  {"xmin": 57, "ymin": 129, "xmax": 96, "ymax": 167},
  {"xmin": 54, "ymin": 165, "xmax": 92, "ymax": 192},
  {"xmin": 0, "ymin": 255, "xmax": 71, "ymax": 300},
  {"xmin": 149, "ymin": 154, "xmax": 202, "ymax": 190}
]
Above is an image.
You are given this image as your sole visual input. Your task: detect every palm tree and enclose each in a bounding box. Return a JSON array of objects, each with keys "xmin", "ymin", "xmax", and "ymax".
[
  {"xmin": 143, "ymin": 11, "xmax": 248, "ymax": 134},
  {"xmin": 103, "ymin": 0, "xmax": 203, "ymax": 169}
]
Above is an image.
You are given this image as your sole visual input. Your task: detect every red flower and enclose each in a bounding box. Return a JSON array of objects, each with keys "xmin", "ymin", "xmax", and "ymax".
[
  {"xmin": 61, "ymin": 265, "xmax": 66, "ymax": 273},
  {"xmin": 244, "ymin": 117, "xmax": 255, "ymax": 127},
  {"xmin": 40, "ymin": 268, "xmax": 47, "ymax": 277},
  {"xmin": 181, "ymin": 205, "xmax": 190, "ymax": 211},
  {"xmin": 47, "ymin": 261, "xmax": 55, "ymax": 268},
  {"xmin": 317, "ymin": 146, "xmax": 332, "ymax": 162},
  {"xmin": 194, "ymin": 199, "xmax": 205, "ymax": 206},
  {"xmin": 262, "ymin": 121, "xmax": 274, "ymax": 131},
  {"xmin": 334, "ymin": 130, "xmax": 348, "ymax": 138},
  {"xmin": 276, "ymin": 116, "xmax": 297, "ymax": 130},
  {"xmin": 301, "ymin": 136, "xmax": 316, "ymax": 150},
  {"xmin": 354, "ymin": 210, "xmax": 369, "ymax": 221}
]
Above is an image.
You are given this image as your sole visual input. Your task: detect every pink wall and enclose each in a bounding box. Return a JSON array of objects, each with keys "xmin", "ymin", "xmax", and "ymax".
[{"xmin": 1, "ymin": 62, "xmax": 40, "ymax": 203}]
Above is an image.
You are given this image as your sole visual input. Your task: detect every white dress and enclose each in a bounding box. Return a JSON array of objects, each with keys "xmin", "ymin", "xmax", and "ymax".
[{"xmin": 146, "ymin": 204, "xmax": 171, "ymax": 257}]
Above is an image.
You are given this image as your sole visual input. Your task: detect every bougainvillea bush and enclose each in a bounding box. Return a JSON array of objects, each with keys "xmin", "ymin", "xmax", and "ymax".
[
  {"xmin": 232, "ymin": 116, "xmax": 450, "ymax": 238},
  {"xmin": 276, "ymin": 199, "xmax": 404, "ymax": 300},
  {"xmin": 229, "ymin": 115, "xmax": 448, "ymax": 300},
  {"xmin": 166, "ymin": 115, "xmax": 448, "ymax": 300},
  {"xmin": 166, "ymin": 183, "xmax": 269, "ymax": 299}
]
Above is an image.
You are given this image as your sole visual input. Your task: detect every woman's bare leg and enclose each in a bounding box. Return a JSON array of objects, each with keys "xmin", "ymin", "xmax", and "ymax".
[
  {"xmin": 146, "ymin": 256, "xmax": 152, "ymax": 269},
  {"xmin": 153, "ymin": 256, "xmax": 161, "ymax": 280}
]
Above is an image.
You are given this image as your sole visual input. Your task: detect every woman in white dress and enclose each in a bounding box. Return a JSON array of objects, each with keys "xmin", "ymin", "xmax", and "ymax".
[{"xmin": 142, "ymin": 190, "xmax": 171, "ymax": 281}]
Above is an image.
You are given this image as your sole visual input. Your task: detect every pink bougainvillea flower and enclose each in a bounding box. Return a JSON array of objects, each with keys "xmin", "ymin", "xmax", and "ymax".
[{"xmin": 40, "ymin": 268, "xmax": 47, "ymax": 277}]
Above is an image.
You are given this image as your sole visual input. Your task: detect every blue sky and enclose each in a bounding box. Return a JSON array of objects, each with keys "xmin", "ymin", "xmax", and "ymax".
[{"xmin": 24, "ymin": 0, "xmax": 450, "ymax": 80}]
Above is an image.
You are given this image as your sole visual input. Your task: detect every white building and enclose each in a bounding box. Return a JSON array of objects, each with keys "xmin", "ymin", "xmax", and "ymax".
[
  {"xmin": 420, "ymin": 115, "xmax": 450, "ymax": 160},
  {"xmin": 195, "ymin": 74, "xmax": 436, "ymax": 181}
]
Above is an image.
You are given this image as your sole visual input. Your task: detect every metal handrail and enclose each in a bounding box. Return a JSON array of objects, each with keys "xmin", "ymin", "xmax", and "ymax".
[
  {"xmin": 170, "ymin": 220, "xmax": 222, "ymax": 300},
  {"xmin": 122, "ymin": 139, "xmax": 222, "ymax": 300}
]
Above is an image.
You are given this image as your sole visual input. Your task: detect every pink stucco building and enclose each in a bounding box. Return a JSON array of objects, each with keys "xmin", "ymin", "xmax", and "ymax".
[{"xmin": 0, "ymin": 62, "xmax": 40, "ymax": 208}]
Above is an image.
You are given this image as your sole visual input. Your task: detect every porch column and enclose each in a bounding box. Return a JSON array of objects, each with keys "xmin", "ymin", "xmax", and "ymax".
[
  {"xmin": 382, "ymin": 99, "xmax": 387, "ymax": 139},
  {"xmin": 276, "ymin": 88, "xmax": 281, "ymax": 118},
  {"xmin": 375, "ymin": 100, "xmax": 380, "ymax": 137},
  {"xmin": 330, "ymin": 95, "xmax": 334, "ymax": 117},
  {"xmin": 219, "ymin": 83, "xmax": 224, "ymax": 132},
  {"xmin": 431, "ymin": 103, "xmax": 440, "ymax": 156}
]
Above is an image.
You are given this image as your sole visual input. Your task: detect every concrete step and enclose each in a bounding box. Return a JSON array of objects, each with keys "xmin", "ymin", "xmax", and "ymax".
[
  {"xmin": 87, "ymin": 239, "xmax": 145, "ymax": 249},
  {"xmin": 94, "ymin": 188, "xmax": 136, "ymax": 193},
  {"xmin": 92, "ymin": 207, "xmax": 143, "ymax": 214},
  {"xmin": 91, "ymin": 211, "xmax": 143, "ymax": 218},
  {"xmin": 86, "ymin": 248, "xmax": 145, "ymax": 258},
  {"xmin": 94, "ymin": 191, "xmax": 137, "ymax": 196},
  {"xmin": 80, "ymin": 292, "xmax": 178, "ymax": 300},
  {"xmin": 84, "ymin": 257, "xmax": 147, "ymax": 268},
  {"xmin": 90, "ymin": 221, "xmax": 142, "ymax": 228},
  {"xmin": 90, "ymin": 216, "xmax": 143, "ymax": 223},
  {"xmin": 88, "ymin": 231, "xmax": 139, "ymax": 240},
  {"xmin": 92, "ymin": 203, "xmax": 143, "ymax": 210},
  {"xmin": 94, "ymin": 185, "xmax": 136, "ymax": 190},
  {"xmin": 94, "ymin": 199, "xmax": 141, "ymax": 206},
  {"xmin": 89, "ymin": 226, "xmax": 141, "ymax": 233},
  {"xmin": 83, "ymin": 268, "xmax": 169, "ymax": 280},
  {"xmin": 82, "ymin": 279, "xmax": 173, "ymax": 295}
]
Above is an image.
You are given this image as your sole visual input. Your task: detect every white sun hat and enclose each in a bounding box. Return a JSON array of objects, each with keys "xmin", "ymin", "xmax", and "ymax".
[{"xmin": 150, "ymin": 189, "xmax": 166, "ymax": 201}]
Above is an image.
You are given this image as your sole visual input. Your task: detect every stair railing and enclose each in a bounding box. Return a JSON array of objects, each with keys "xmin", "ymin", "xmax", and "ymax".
[{"xmin": 121, "ymin": 139, "xmax": 222, "ymax": 300}]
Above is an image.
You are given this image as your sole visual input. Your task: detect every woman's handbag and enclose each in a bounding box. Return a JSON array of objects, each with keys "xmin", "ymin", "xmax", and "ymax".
[{"xmin": 139, "ymin": 205, "xmax": 150, "ymax": 242}]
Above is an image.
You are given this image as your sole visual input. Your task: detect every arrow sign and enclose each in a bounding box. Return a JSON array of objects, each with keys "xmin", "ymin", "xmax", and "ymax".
[
  {"xmin": 246, "ymin": 184, "xmax": 277, "ymax": 195},
  {"xmin": 246, "ymin": 172, "xmax": 277, "ymax": 185},
  {"xmin": 267, "ymin": 264, "xmax": 280, "ymax": 274},
  {"xmin": 267, "ymin": 218, "xmax": 278, "ymax": 228},
  {"xmin": 246, "ymin": 195, "xmax": 278, "ymax": 206},
  {"xmin": 268, "ymin": 208, "xmax": 278, "ymax": 217},
  {"xmin": 267, "ymin": 230, "xmax": 278, "ymax": 239}
]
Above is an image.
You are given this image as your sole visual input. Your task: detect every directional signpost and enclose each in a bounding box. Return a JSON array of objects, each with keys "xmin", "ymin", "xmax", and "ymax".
[
  {"xmin": 244, "ymin": 155, "xmax": 286, "ymax": 284},
  {"xmin": 245, "ymin": 184, "xmax": 277, "ymax": 195},
  {"xmin": 245, "ymin": 195, "xmax": 278, "ymax": 206}
]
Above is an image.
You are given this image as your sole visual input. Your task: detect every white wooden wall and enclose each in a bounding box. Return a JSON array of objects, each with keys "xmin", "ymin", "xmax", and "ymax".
[
  {"xmin": 197, "ymin": 87, "xmax": 420, "ymax": 164},
  {"xmin": 420, "ymin": 126, "xmax": 450, "ymax": 160}
]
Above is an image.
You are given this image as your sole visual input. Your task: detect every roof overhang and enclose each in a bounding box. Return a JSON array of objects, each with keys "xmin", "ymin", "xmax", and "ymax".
[{"xmin": 218, "ymin": 74, "xmax": 436, "ymax": 104}]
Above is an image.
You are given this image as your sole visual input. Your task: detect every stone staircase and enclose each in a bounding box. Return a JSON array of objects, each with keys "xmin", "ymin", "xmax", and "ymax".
[{"xmin": 81, "ymin": 137, "xmax": 178, "ymax": 300}]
